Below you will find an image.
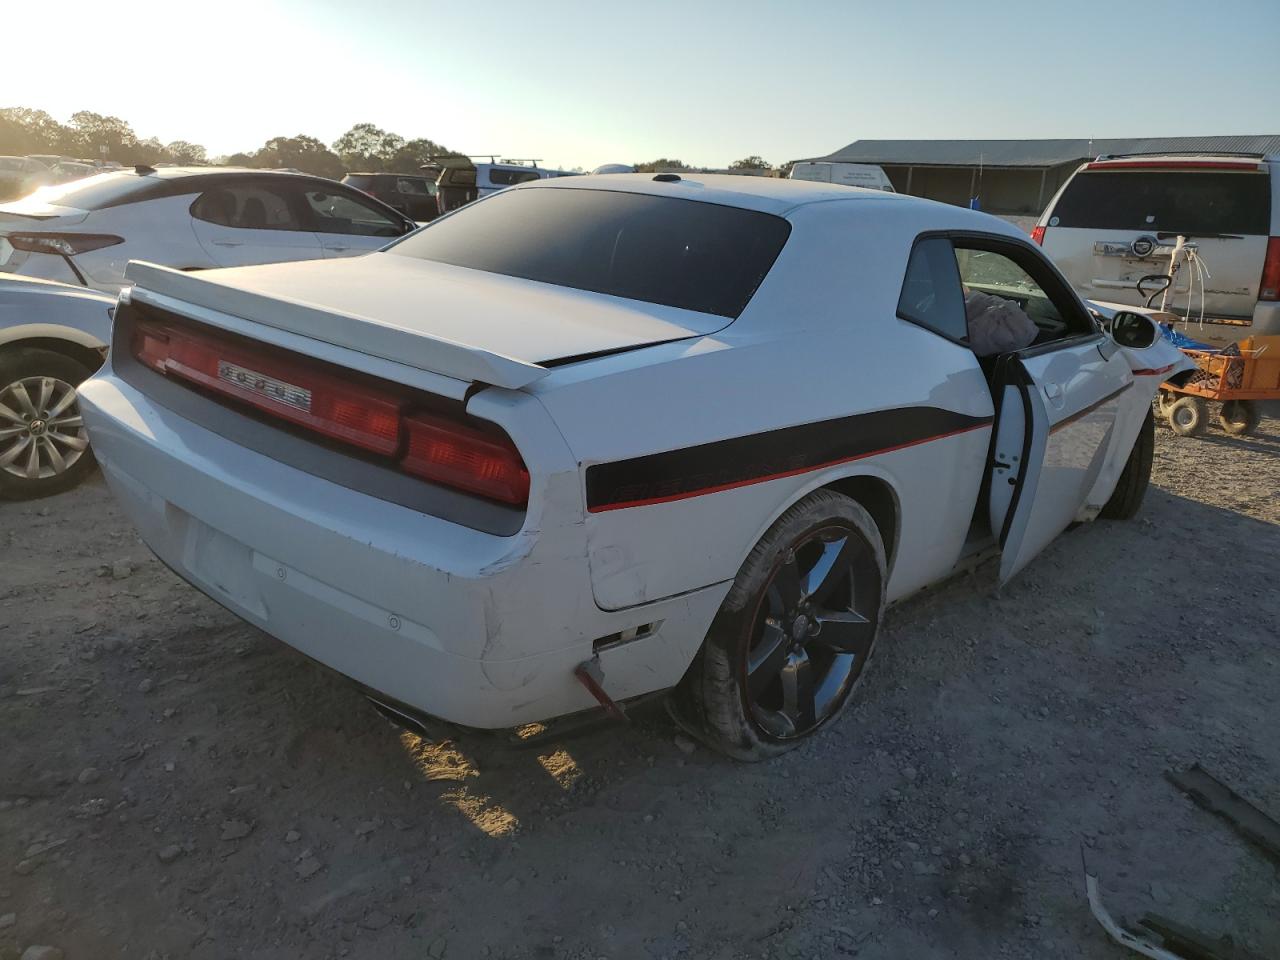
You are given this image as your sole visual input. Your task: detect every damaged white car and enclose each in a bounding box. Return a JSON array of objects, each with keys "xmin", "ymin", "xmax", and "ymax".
[{"xmin": 78, "ymin": 175, "xmax": 1192, "ymax": 759}]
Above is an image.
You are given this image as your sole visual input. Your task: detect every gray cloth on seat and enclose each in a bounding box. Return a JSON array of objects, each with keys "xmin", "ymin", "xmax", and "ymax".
[{"xmin": 965, "ymin": 291, "xmax": 1038, "ymax": 357}]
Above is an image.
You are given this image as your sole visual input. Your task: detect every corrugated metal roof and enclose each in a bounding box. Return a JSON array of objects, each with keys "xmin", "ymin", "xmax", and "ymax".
[{"xmin": 812, "ymin": 136, "xmax": 1280, "ymax": 168}]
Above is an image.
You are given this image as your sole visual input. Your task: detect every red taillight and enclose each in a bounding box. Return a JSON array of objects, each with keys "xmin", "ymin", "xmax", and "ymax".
[
  {"xmin": 132, "ymin": 319, "xmax": 402, "ymax": 455},
  {"xmin": 1030, "ymin": 225, "xmax": 1046, "ymax": 245},
  {"xmin": 1260, "ymin": 237, "xmax": 1280, "ymax": 302},
  {"xmin": 402, "ymin": 413, "xmax": 530, "ymax": 506},
  {"xmin": 9, "ymin": 232, "xmax": 123, "ymax": 256},
  {"xmin": 131, "ymin": 316, "xmax": 530, "ymax": 505}
]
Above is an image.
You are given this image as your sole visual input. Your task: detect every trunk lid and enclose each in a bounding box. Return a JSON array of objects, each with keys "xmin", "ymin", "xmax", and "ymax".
[
  {"xmin": 125, "ymin": 254, "xmax": 722, "ymax": 390},
  {"xmin": 0, "ymin": 196, "xmax": 90, "ymax": 226},
  {"xmin": 1046, "ymin": 228, "xmax": 1268, "ymax": 320}
]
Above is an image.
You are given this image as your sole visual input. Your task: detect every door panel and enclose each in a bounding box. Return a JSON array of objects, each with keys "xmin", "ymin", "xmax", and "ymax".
[
  {"xmin": 989, "ymin": 336, "xmax": 1134, "ymax": 582},
  {"xmin": 189, "ymin": 220, "xmax": 323, "ymax": 267}
]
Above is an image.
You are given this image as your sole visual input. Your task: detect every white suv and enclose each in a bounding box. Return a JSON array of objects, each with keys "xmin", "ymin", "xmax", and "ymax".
[{"xmin": 1034, "ymin": 153, "xmax": 1279, "ymax": 346}]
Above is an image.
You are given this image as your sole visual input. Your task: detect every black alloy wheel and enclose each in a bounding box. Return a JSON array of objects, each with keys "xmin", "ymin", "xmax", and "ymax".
[{"xmin": 743, "ymin": 523, "xmax": 880, "ymax": 739}]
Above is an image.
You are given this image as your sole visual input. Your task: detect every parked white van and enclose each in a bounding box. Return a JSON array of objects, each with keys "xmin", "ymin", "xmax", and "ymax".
[
  {"xmin": 790, "ymin": 162, "xmax": 895, "ymax": 193},
  {"xmin": 1035, "ymin": 153, "xmax": 1280, "ymax": 346}
]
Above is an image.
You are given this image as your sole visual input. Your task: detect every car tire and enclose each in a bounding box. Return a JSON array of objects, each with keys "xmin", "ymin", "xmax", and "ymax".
[
  {"xmin": 0, "ymin": 348, "xmax": 96, "ymax": 501},
  {"xmin": 1100, "ymin": 408, "xmax": 1154, "ymax": 521},
  {"xmin": 1218, "ymin": 400, "xmax": 1259, "ymax": 437},
  {"xmin": 1166, "ymin": 395, "xmax": 1206, "ymax": 437},
  {"xmin": 674, "ymin": 490, "xmax": 887, "ymax": 761}
]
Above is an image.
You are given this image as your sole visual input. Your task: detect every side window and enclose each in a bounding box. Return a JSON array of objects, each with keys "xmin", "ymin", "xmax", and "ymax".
[
  {"xmin": 396, "ymin": 177, "xmax": 433, "ymax": 196},
  {"xmin": 303, "ymin": 188, "xmax": 405, "ymax": 237},
  {"xmin": 952, "ymin": 245, "xmax": 1076, "ymax": 341},
  {"xmin": 192, "ymin": 183, "xmax": 304, "ymax": 231},
  {"xmin": 897, "ymin": 237, "xmax": 967, "ymax": 341}
]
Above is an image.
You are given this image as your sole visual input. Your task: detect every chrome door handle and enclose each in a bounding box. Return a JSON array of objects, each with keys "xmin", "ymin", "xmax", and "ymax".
[
  {"xmin": 325, "ymin": 245, "xmax": 350, "ymax": 252},
  {"xmin": 212, "ymin": 239, "xmax": 243, "ymax": 247}
]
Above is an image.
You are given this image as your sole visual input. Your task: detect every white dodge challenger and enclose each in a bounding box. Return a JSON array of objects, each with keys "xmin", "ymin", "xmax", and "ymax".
[{"xmin": 78, "ymin": 175, "xmax": 1191, "ymax": 759}]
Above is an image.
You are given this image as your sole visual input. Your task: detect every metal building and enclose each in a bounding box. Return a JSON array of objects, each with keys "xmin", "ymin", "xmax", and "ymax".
[{"xmin": 805, "ymin": 136, "xmax": 1280, "ymax": 215}]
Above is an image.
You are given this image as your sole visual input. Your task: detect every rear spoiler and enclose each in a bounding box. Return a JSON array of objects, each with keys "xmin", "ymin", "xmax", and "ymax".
[{"xmin": 123, "ymin": 261, "xmax": 551, "ymax": 391}]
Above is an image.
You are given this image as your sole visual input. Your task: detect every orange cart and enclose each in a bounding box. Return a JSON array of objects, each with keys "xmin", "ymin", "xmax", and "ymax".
[{"xmin": 1157, "ymin": 335, "xmax": 1280, "ymax": 437}]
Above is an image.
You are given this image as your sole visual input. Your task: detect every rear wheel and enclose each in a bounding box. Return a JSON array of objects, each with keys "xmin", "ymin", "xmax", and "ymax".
[
  {"xmin": 1219, "ymin": 400, "xmax": 1259, "ymax": 436},
  {"xmin": 1100, "ymin": 409, "xmax": 1154, "ymax": 520},
  {"xmin": 0, "ymin": 348, "xmax": 96, "ymax": 500},
  {"xmin": 1167, "ymin": 395, "xmax": 1206, "ymax": 437},
  {"xmin": 675, "ymin": 490, "xmax": 886, "ymax": 761}
]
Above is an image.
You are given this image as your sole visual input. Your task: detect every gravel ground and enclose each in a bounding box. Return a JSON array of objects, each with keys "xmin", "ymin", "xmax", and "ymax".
[{"xmin": 2, "ymin": 410, "xmax": 1278, "ymax": 960}]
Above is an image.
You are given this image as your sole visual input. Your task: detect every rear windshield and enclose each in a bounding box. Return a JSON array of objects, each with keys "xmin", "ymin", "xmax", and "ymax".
[
  {"xmin": 386, "ymin": 187, "xmax": 791, "ymax": 318},
  {"xmin": 488, "ymin": 168, "xmax": 542, "ymax": 186},
  {"xmin": 1051, "ymin": 170, "xmax": 1271, "ymax": 235},
  {"xmin": 438, "ymin": 168, "xmax": 476, "ymax": 187},
  {"xmin": 27, "ymin": 172, "xmax": 161, "ymax": 210}
]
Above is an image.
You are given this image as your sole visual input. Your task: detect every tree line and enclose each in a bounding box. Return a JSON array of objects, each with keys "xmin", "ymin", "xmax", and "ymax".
[
  {"xmin": 2, "ymin": 107, "xmax": 779, "ymax": 179},
  {"xmin": 0, "ymin": 108, "xmax": 461, "ymax": 179}
]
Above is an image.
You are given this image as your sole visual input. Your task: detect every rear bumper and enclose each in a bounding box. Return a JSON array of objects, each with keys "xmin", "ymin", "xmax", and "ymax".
[{"xmin": 78, "ymin": 370, "xmax": 727, "ymax": 728}]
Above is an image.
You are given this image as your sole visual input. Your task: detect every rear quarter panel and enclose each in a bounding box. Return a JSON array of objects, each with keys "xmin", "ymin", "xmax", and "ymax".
[
  {"xmin": 532, "ymin": 202, "xmax": 996, "ymax": 610},
  {"xmin": 82, "ymin": 195, "xmax": 206, "ymax": 286}
]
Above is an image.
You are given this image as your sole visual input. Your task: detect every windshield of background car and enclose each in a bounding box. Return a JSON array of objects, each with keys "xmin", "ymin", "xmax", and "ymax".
[
  {"xmin": 387, "ymin": 188, "xmax": 792, "ymax": 318},
  {"xmin": 23, "ymin": 173, "xmax": 164, "ymax": 210},
  {"xmin": 1051, "ymin": 170, "xmax": 1270, "ymax": 235}
]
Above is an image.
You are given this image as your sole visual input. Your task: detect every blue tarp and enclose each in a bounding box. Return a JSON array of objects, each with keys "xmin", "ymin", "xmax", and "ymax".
[{"xmin": 1160, "ymin": 323, "xmax": 1216, "ymax": 351}]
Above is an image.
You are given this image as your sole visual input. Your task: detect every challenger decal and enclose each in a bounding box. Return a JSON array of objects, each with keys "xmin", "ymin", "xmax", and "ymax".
[{"xmin": 585, "ymin": 406, "xmax": 992, "ymax": 512}]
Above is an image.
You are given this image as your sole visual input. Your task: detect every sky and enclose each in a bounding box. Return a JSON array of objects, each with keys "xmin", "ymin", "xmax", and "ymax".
[{"xmin": 11, "ymin": 0, "xmax": 1280, "ymax": 169}]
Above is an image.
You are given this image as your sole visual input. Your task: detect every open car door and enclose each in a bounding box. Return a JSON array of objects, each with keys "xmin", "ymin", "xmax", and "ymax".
[{"xmin": 987, "ymin": 335, "xmax": 1135, "ymax": 582}]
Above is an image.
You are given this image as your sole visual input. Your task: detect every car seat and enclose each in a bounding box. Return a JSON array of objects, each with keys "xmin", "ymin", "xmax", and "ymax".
[{"xmin": 241, "ymin": 197, "xmax": 268, "ymax": 229}]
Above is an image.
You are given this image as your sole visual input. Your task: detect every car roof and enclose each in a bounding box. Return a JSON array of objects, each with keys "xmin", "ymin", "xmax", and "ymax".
[
  {"xmin": 123, "ymin": 165, "xmax": 320, "ymax": 180},
  {"xmin": 527, "ymin": 172, "xmax": 911, "ymax": 214},
  {"xmin": 524, "ymin": 172, "xmax": 1023, "ymax": 231}
]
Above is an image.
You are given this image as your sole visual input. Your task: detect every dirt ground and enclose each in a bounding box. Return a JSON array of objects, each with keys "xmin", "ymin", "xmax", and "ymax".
[{"xmin": 2, "ymin": 409, "xmax": 1278, "ymax": 960}]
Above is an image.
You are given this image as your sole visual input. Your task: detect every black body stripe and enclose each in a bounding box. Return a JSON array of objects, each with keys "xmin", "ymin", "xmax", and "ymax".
[
  {"xmin": 586, "ymin": 406, "xmax": 992, "ymax": 512},
  {"xmin": 1048, "ymin": 382, "xmax": 1132, "ymax": 434}
]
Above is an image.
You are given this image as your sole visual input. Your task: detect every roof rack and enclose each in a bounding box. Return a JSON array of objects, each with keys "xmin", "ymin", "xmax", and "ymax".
[
  {"xmin": 1093, "ymin": 150, "xmax": 1267, "ymax": 161},
  {"xmin": 421, "ymin": 154, "xmax": 542, "ymax": 166}
]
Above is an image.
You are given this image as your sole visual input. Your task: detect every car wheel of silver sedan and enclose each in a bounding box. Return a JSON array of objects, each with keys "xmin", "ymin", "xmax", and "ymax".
[
  {"xmin": 675, "ymin": 490, "xmax": 887, "ymax": 761},
  {"xmin": 0, "ymin": 348, "xmax": 96, "ymax": 500}
]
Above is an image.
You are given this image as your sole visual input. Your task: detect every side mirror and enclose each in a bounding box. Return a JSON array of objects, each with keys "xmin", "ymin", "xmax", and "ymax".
[{"xmin": 1107, "ymin": 311, "xmax": 1158, "ymax": 349}]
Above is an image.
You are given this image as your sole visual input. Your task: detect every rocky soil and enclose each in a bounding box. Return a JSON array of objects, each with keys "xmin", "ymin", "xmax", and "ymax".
[{"xmin": 2, "ymin": 411, "xmax": 1278, "ymax": 960}]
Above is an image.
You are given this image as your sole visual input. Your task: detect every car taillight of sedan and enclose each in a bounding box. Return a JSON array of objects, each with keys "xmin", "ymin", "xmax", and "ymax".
[{"xmin": 8, "ymin": 233, "xmax": 124, "ymax": 256}]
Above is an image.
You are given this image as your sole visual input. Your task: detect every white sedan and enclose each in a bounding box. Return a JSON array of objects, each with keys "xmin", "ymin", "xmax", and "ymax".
[
  {"xmin": 78, "ymin": 175, "xmax": 1192, "ymax": 759},
  {"xmin": 0, "ymin": 166, "xmax": 416, "ymax": 293},
  {"xmin": 0, "ymin": 276, "xmax": 113, "ymax": 499}
]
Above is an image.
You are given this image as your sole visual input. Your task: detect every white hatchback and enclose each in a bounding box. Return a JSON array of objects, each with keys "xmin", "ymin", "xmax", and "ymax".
[
  {"xmin": 0, "ymin": 167, "xmax": 417, "ymax": 293},
  {"xmin": 79, "ymin": 175, "xmax": 1191, "ymax": 759}
]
